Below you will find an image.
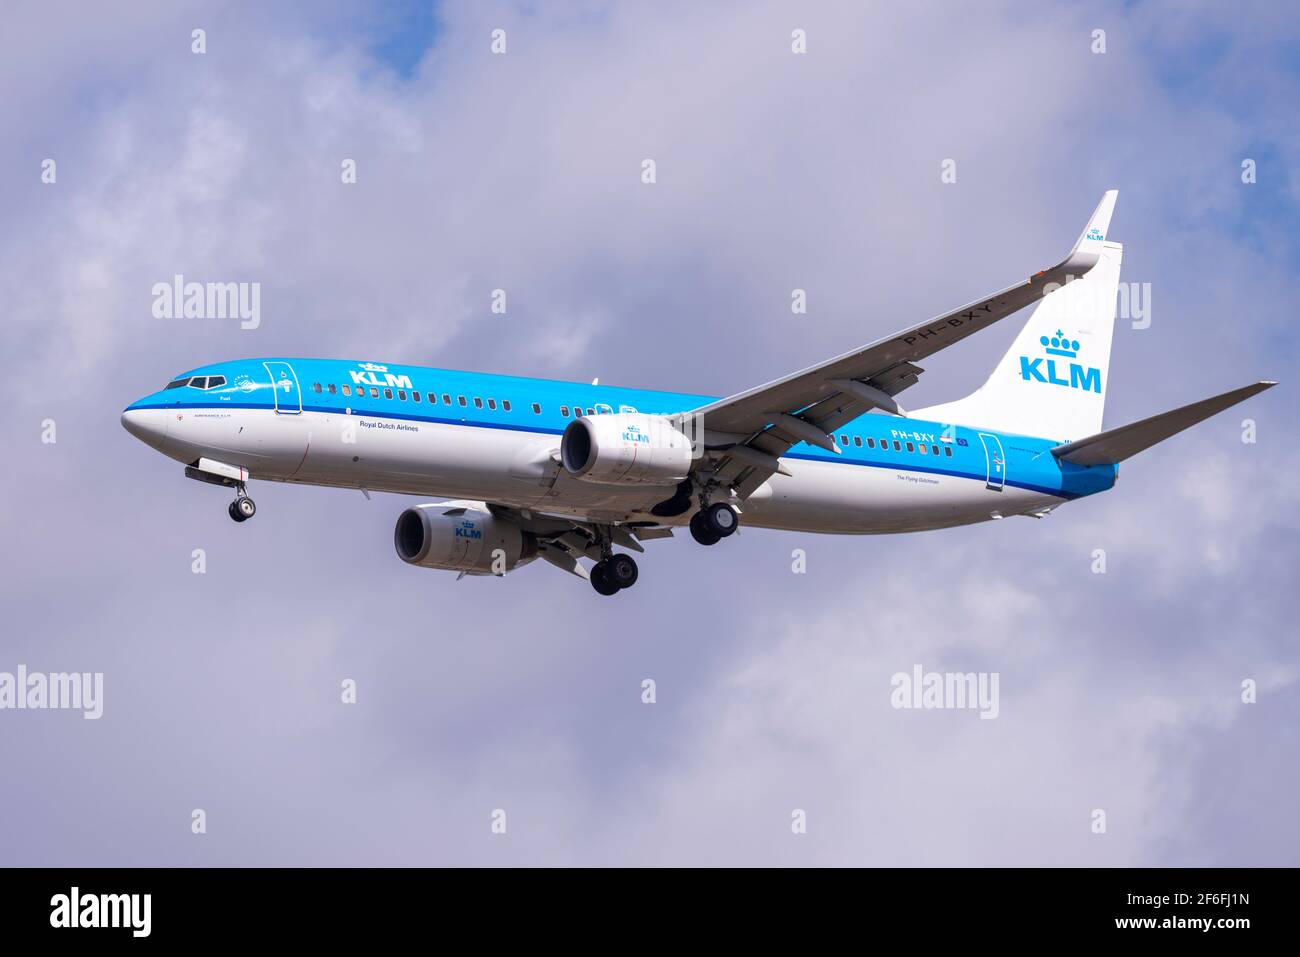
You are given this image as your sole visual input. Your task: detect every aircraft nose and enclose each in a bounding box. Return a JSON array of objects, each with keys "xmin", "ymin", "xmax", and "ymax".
[{"xmin": 121, "ymin": 406, "xmax": 170, "ymax": 451}]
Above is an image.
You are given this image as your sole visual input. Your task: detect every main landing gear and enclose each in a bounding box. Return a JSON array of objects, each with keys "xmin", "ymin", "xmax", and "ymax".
[
  {"xmin": 589, "ymin": 528, "xmax": 639, "ymax": 596},
  {"xmin": 227, "ymin": 485, "xmax": 257, "ymax": 523},
  {"xmin": 689, "ymin": 501, "xmax": 738, "ymax": 546},
  {"xmin": 590, "ymin": 553, "xmax": 638, "ymax": 596}
]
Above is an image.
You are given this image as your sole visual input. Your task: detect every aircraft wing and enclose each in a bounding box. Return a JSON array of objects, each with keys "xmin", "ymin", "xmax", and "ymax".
[{"xmin": 691, "ymin": 191, "xmax": 1118, "ymax": 496}]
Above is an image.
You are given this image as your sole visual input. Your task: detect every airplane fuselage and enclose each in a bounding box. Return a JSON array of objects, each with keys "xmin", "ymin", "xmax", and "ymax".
[{"xmin": 122, "ymin": 357, "xmax": 1117, "ymax": 534}]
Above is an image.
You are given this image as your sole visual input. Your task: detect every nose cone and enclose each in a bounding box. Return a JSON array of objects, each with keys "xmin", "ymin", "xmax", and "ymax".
[{"xmin": 121, "ymin": 406, "xmax": 170, "ymax": 451}]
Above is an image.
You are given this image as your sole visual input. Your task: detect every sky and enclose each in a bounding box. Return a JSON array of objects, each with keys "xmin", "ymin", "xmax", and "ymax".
[{"xmin": 0, "ymin": 0, "xmax": 1297, "ymax": 866}]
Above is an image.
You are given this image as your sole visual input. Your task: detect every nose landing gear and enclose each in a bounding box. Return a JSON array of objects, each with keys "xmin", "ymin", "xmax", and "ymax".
[
  {"xmin": 183, "ymin": 462, "xmax": 257, "ymax": 523},
  {"xmin": 228, "ymin": 486, "xmax": 257, "ymax": 523}
]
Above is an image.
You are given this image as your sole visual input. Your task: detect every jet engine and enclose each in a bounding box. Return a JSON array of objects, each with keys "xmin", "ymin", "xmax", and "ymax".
[
  {"xmin": 394, "ymin": 503, "xmax": 537, "ymax": 575},
  {"xmin": 560, "ymin": 413, "xmax": 694, "ymax": 486}
]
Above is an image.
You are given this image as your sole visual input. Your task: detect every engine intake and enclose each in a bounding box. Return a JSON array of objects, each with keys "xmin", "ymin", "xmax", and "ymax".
[
  {"xmin": 394, "ymin": 504, "xmax": 536, "ymax": 575},
  {"xmin": 560, "ymin": 413, "xmax": 694, "ymax": 486}
]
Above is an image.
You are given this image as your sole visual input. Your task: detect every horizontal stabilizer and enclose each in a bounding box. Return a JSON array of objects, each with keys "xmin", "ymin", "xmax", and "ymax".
[{"xmin": 1051, "ymin": 381, "xmax": 1276, "ymax": 466}]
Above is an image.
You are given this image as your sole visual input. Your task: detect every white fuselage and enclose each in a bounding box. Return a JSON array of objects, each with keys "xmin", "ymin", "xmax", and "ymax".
[{"xmin": 128, "ymin": 403, "xmax": 1069, "ymax": 534}]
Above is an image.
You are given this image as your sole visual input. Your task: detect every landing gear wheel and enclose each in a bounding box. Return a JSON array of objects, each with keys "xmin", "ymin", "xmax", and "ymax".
[
  {"xmin": 607, "ymin": 553, "xmax": 639, "ymax": 590},
  {"xmin": 704, "ymin": 502, "xmax": 739, "ymax": 537},
  {"xmin": 590, "ymin": 560, "xmax": 621, "ymax": 596},
  {"xmin": 229, "ymin": 495, "xmax": 256, "ymax": 522},
  {"xmin": 689, "ymin": 512, "xmax": 722, "ymax": 546}
]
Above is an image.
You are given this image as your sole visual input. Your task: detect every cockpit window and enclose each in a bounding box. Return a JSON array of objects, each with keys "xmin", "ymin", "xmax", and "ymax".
[{"xmin": 166, "ymin": 375, "xmax": 226, "ymax": 391}]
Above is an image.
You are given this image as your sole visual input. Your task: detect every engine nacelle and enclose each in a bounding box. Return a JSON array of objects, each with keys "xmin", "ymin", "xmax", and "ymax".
[
  {"xmin": 394, "ymin": 504, "xmax": 536, "ymax": 575},
  {"xmin": 560, "ymin": 413, "xmax": 694, "ymax": 486}
]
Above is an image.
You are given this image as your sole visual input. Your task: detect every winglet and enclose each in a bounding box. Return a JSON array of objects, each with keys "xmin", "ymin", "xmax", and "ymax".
[{"xmin": 1063, "ymin": 189, "xmax": 1118, "ymax": 273}]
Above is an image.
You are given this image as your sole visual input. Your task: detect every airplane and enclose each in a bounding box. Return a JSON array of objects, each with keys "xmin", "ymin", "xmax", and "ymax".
[{"xmin": 122, "ymin": 191, "xmax": 1275, "ymax": 595}]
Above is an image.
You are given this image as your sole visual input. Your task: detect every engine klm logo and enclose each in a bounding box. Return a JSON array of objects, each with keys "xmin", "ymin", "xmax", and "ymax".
[
  {"xmin": 622, "ymin": 425, "xmax": 650, "ymax": 444},
  {"xmin": 1019, "ymin": 331, "xmax": 1101, "ymax": 393},
  {"xmin": 455, "ymin": 521, "xmax": 482, "ymax": 540}
]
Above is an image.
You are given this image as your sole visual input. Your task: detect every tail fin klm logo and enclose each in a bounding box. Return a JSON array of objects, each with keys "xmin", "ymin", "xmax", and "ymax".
[{"xmin": 1020, "ymin": 330, "xmax": 1101, "ymax": 393}]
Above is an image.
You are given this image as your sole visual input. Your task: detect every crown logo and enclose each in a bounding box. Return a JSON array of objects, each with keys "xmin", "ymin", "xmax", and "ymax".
[
  {"xmin": 1041, "ymin": 330, "xmax": 1079, "ymax": 358},
  {"xmin": 359, "ymin": 362, "xmax": 388, "ymax": 372},
  {"xmin": 1087, "ymin": 227, "xmax": 1103, "ymax": 241}
]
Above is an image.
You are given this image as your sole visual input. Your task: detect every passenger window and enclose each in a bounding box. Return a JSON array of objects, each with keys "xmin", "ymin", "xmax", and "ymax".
[
  {"xmin": 412, "ymin": 391, "xmax": 421, "ymax": 402},
  {"xmin": 840, "ymin": 434, "xmax": 848, "ymax": 445},
  {"xmin": 370, "ymin": 388, "xmax": 379, "ymax": 398},
  {"xmin": 502, "ymin": 400, "xmax": 512, "ymax": 412},
  {"xmin": 474, "ymin": 397, "xmax": 483, "ymax": 409},
  {"xmin": 458, "ymin": 395, "xmax": 467, "ymax": 407},
  {"xmin": 931, "ymin": 445, "xmax": 939, "ymax": 455},
  {"xmin": 426, "ymin": 393, "xmax": 436, "ymax": 404},
  {"xmin": 919, "ymin": 443, "xmax": 928, "ymax": 454},
  {"xmin": 945, "ymin": 446, "xmax": 953, "ymax": 457},
  {"xmin": 342, "ymin": 385, "xmax": 352, "ymax": 396},
  {"xmin": 854, "ymin": 436, "xmax": 862, "ymax": 447},
  {"xmin": 586, "ymin": 408, "xmax": 594, "ymax": 416},
  {"xmin": 398, "ymin": 390, "xmax": 407, "ymax": 400},
  {"xmin": 867, "ymin": 438, "xmax": 875, "ymax": 448},
  {"xmin": 488, "ymin": 398, "xmax": 496, "ymax": 410},
  {"xmin": 384, "ymin": 388, "xmax": 393, "ymax": 400},
  {"xmin": 443, "ymin": 394, "xmax": 452, "ymax": 405},
  {"xmin": 906, "ymin": 442, "xmax": 914, "ymax": 452},
  {"xmin": 561, "ymin": 406, "xmax": 569, "ymax": 417},
  {"xmin": 893, "ymin": 441, "xmax": 901, "ymax": 451},
  {"xmin": 313, "ymin": 383, "xmax": 322, "ymax": 393},
  {"xmin": 532, "ymin": 403, "xmax": 542, "ymax": 414},
  {"xmin": 328, "ymin": 384, "xmax": 336, "ymax": 395}
]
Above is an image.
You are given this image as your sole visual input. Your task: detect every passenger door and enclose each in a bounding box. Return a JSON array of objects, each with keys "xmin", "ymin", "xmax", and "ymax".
[
  {"xmin": 264, "ymin": 361, "xmax": 302, "ymax": 415},
  {"xmin": 977, "ymin": 432, "xmax": 1005, "ymax": 491}
]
